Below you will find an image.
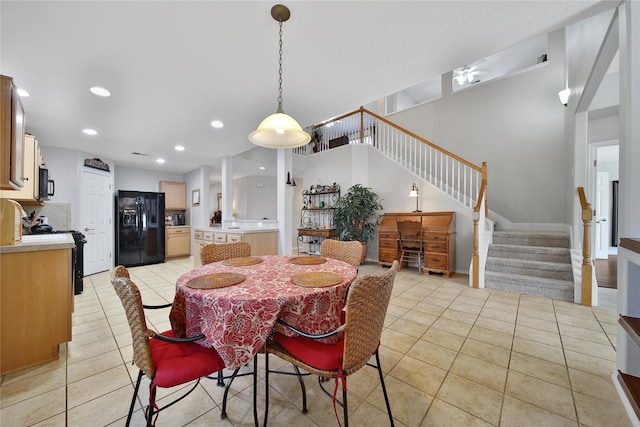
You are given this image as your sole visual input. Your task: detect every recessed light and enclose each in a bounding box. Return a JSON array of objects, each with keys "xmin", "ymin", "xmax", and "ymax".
[
  {"xmin": 90, "ymin": 86, "xmax": 111, "ymax": 97},
  {"xmin": 210, "ymin": 120, "xmax": 224, "ymax": 128},
  {"xmin": 156, "ymin": 158, "xmax": 166, "ymax": 164},
  {"xmin": 174, "ymin": 145, "xmax": 185, "ymax": 152},
  {"xmin": 17, "ymin": 88, "xmax": 30, "ymax": 97},
  {"xmin": 83, "ymin": 128, "xmax": 98, "ymax": 135},
  {"xmin": 259, "ymin": 166, "xmax": 266, "ymax": 170}
]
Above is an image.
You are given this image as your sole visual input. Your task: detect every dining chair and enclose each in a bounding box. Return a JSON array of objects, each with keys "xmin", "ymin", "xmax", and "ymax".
[
  {"xmin": 263, "ymin": 260, "xmax": 400, "ymax": 426},
  {"xmin": 111, "ymin": 276, "xmax": 256, "ymax": 426},
  {"xmin": 112, "ymin": 265, "xmax": 172, "ymax": 310},
  {"xmin": 319, "ymin": 239, "xmax": 363, "ymax": 269},
  {"xmin": 397, "ymin": 220, "xmax": 424, "ymax": 274},
  {"xmin": 200, "ymin": 241, "xmax": 252, "ymax": 265}
]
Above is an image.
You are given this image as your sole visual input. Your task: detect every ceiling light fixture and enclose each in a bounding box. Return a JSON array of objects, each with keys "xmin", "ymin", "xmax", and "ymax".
[
  {"xmin": 90, "ymin": 86, "xmax": 111, "ymax": 97},
  {"xmin": 248, "ymin": 4, "xmax": 310, "ymax": 149},
  {"xmin": 156, "ymin": 158, "xmax": 166, "ymax": 164},
  {"xmin": 558, "ymin": 88, "xmax": 570, "ymax": 106},
  {"xmin": 174, "ymin": 145, "xmax": 185, "ymax": 151},
  {"xmin": 83, "ymin": 128, "xmax": 98, "ymax": 136},
  {"xmin": 16, "ymin": 88, "xmax": 30, "ymax": 97},
  {"xmin": 210, "ymin": 120, "xmax": 224, "ymax": 128}
]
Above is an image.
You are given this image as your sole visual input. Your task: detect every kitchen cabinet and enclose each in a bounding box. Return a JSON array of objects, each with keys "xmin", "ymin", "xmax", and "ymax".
[
  {"xmin": 193, "ymin": 230, "xmax": 214, "ymax": 267},
  {"xmin": 1, "ymin": 75, "xmax": 25, "ymax": 190},
  {"xmin": 160, "ymin": 181, "xmax": 186, "ymax": 210},
  {"xmin": 0, "ymin": 134, "xmax": 42, "ymax": 202},
  {"xmin": 378, "ymin": 212, "xmax": 456, "ymax": 277},
  {"xmin": 0, "ymin": 235, "xmax": 73, "ymax": 374},
  {"xmin": 166, "ymin": 226, "xmax": 190, "ymax": 258},
  {"xmin": 194, "ymin": 228, "xmax": 279, "ymax": 266}
]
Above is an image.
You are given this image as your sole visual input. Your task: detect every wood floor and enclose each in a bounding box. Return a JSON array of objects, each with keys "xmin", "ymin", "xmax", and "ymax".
[{"xmin": 596, "ymin": 254, "xmax": 617, "ymax": 289}]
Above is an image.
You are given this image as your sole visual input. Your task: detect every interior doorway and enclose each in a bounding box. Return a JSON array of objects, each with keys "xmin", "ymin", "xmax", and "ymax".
[{"xmin": 590, "ymin": 142, "xmax": 619, "ymax": 288}]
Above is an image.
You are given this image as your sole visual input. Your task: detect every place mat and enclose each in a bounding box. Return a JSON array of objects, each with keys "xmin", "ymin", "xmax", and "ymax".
[
  {"xmin": 290, "ymin": 271, "xmax": 344, "ymax": 288},
  {"xmin": 186, "ymin": 273, "xmax": 246, "ymax": 289},
  {"xmin": 222, "ymin": 256, "xmax": 263, "ymax": 267},
  {"xmin": 288, "ymin": 256, "xmax": 327, "ymax": 265}
]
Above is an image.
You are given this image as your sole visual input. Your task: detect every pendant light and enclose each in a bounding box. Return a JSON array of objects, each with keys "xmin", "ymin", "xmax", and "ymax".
[{"xmin": 249, "ymin": 4, "xmax": 311, "ymax": 149}]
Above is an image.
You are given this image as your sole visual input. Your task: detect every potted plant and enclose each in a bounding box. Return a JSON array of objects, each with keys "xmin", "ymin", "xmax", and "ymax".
[{"xmin": 332, "ymin": 184, "xmax": 383, "ymax": 263}]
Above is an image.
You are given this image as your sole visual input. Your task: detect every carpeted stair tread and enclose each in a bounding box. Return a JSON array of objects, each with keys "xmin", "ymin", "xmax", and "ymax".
[
  {"xmin": 485, "ymin": 257, "xmax": 573, "ymax": 281},
  {"xmin": 492, "ymin": 231, "xmax": 570, "ymax": 248},
  {"xmin": 488, "ymin": 244, "xmax": 571, "ymax": 263},
  {"xmin": 484, "ymin": 271, "xmax": 573, "ymax": 301}
]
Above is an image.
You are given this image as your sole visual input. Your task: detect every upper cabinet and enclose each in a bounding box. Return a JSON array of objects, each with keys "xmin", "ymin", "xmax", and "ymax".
[
  {"xmin": 0, "ymin": 134, "xmax": 42, "ymax": 202},
  {"xmin": 1, "ymin": 75, "xmax": 26, "ymax": 190},
  {"xmin": 160, "ymin": 181, "xmax": 186, "ymax": 210}
]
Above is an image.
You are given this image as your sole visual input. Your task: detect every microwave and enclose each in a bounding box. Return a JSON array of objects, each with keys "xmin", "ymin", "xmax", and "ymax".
[{"xmin": 38, "ymin": 167, "xmax": 55, "ymax": 200}]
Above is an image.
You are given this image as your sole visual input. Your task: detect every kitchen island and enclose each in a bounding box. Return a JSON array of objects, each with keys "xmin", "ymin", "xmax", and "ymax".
[
  {"xmin": 0, "ymin": 234, "xmax": 74, "ymax": 374},
  {"xmin": 193, "ymin": 226, "xmax": 279, "ymax": 266}
]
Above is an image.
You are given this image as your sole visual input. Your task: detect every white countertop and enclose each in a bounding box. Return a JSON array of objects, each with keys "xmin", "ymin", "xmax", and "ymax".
[
  {"xmin": 0, "ymin": 233, "xmax": 75, "ymax": 254},
  {"xmin": 195, "ymin": 227, "xmax": 279, "ymax": 234}
]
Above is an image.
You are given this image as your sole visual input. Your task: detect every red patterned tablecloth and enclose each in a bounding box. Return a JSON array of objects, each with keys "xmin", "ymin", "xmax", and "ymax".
[{"xmin": 169, "ymin": 255, "xmax": 357, "ymax": 369}]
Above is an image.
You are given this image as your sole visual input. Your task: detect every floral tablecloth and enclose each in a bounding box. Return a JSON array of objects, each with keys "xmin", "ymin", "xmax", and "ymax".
[{"xmin": 169, "ymin": 255, "xmax": 357, "ymax": 369}]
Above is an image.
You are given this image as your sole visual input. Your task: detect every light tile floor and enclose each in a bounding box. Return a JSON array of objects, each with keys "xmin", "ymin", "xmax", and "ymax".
[{"xmin": 0, "ymin": 258, "xmax": 631, "ymax": 426}]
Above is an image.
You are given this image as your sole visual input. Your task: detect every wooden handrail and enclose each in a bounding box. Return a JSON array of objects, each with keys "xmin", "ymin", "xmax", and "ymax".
[{"xmin": 577, "ymin": 186, "xmax": 593, "ymax": 306}]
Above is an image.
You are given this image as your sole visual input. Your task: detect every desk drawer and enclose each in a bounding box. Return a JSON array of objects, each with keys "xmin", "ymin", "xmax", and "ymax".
[
  {"xmin": 424, "ymin": 233, "xmax": 448, "ymax": 243},
  {"xmin": 379, "ymin": 248, "xmax": 398, "ymax": 263},
  {"xmin": 379, "ymin": 239, "xmax": 397, "ymax": 250},
  {"xmin": 426, "ymin": 241, "xmax": 448, "ymax": 253},
  {"xmin": 425, "ymin": 253, "xmax": 448, "ymax": 270}
]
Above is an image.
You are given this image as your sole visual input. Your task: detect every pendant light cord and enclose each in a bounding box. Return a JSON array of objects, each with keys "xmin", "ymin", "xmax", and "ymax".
[{"xmin": 277, "ymin": 20, "xmax": 284, "ymax": 114}]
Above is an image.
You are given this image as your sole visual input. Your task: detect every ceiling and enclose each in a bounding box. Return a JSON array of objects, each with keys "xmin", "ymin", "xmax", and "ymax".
[{"xmin": 0, "ymin": 1, "xmax": 617, "ymax": 184}]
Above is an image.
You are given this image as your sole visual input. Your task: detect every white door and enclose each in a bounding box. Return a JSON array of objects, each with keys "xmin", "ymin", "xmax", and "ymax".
[
  {"xmin": 82, "ymin": 169, "xmax": 112, "ymax": 275},
  {"xmin": 595, "ymin": 170, "xmax": 610, "ymax": 259}
]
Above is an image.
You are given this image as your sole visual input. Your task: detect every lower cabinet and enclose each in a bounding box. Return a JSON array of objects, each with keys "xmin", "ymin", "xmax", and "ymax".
[
  {"xmin": 194, "ymin": 229, "xmax": 279, "ymax": 266},
  {"xmin": 166, "ymin": 226, "xmax": 190, "ymax": 258},
  {"xmin": 1, "ymin": 246, "xmax": 72, "ymax": 374}
]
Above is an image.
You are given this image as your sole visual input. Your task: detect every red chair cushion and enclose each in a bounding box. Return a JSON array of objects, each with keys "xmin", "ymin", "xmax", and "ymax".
[
  {"xmin": 150, "ymin": 330, "xmax": 225, "ymax": 388},
  {"xmin": 273, "ymin": 332, "xmax": 344, "ymax": 371}
]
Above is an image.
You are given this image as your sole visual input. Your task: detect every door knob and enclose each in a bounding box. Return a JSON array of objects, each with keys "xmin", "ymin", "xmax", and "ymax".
[{"xmin": 84, "ymin": 227, "xmax": 94, "ymax": 232}]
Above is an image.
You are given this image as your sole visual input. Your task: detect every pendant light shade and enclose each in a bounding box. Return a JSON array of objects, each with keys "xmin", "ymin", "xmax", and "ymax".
[
  {"xmin": 249, "ymin": 4, "xmax": 310, "ymax": 149},
  {"xmin": 249, "ymin": 112, "xmax": 311, "ymax": 149}
]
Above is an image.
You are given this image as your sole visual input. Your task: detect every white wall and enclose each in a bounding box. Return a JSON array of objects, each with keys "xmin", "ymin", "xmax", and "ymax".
[
  {"xmin": 387, "ymin": 32, "xmax": 566, "ymax": 224},
  {"xmin": 114, "ymin": 166, "xmax": 184, "ymax": 193}
]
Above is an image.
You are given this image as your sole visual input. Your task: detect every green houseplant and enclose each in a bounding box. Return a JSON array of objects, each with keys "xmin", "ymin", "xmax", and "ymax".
[{"xmin": 333, "ymin": 184, "xmax": 383, "ymax": 262}]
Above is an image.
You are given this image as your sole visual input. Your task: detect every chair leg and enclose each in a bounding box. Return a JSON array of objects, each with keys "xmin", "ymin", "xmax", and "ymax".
[
  {"xmin": 375, "ymin": 350, "xmax": 395, "ymax": 427},
  {"xmin": 342, "ymin": 379, "xmax": 349, "ymax": 427},
  {"xmin": 126, "ymin": 370, "xmax": 144, "ymax": 427},
  {"xmin": 217, "ymin": 369, "xmax": 225, "ymax": 387},
  {"xmin": 220, "ymin": 367, "xmax": 242, "ymax": 420},
  {"xmin": 292, "ymin": 365, "xmax": 308, "ymax": 413},
  {"xmin": 263, "ymin": 352, "xmax": 269, "ymax": 426},
  {"xmin": 146, "ymin": 384, "xmax": 157, "ymax": 427}
]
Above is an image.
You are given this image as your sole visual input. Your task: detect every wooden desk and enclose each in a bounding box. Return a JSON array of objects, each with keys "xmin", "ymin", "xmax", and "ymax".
[{"xmin": 378, "ymin": 212, "xmax": 456, "ymax": 277}]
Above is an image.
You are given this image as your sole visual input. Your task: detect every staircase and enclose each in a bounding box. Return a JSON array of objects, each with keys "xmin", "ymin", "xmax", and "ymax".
[{"xmin": 484, "ymin": 230, "xmax": 574, "ymax": 301}]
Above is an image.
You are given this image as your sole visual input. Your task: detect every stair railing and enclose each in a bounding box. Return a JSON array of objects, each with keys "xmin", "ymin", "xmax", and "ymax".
[
  {"xmin": 577, "ymin": 187, "xmax": 593, "ymax": 306},
  {"xmin": 294, "ymin": 106, "xmax": 487, "ymax": 210},
  {"xmin": 471, "ymin": 174, "xmax": 490, "ymax": 288}
]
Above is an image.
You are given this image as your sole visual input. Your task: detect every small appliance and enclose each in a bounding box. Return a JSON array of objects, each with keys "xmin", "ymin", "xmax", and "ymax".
[{"xmin": 38, "ymin": 167, "xmax": 55, "ymax": 200}]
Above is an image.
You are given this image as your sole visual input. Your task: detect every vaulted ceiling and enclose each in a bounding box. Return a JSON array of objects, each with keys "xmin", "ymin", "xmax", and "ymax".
[{"xmin": 1, "ymin": 1, "xmax": 617, "ymax": 183}]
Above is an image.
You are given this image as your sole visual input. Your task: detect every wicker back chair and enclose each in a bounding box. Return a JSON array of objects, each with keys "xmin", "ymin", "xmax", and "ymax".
[
  {"xmin": 111, "ymin": 277, "xmax": 249, "ymax": 426},
  {"xmin": 263, "ymin": 261, "xmax": 400, "ymax": 426},
  {"xmin": 319, "ymin": 239, "xmax": 363, "ymax": 269},
  {"xmin": 397, "ymin": 220, "xmax": 424, "ymax": 273},
  {"xmin": 201, "ymin": 242, "xmax": 251, "ymax": 265},
  {"xmin": 111, "ymin": 265, "xmax": 171, "ymax": 310}
]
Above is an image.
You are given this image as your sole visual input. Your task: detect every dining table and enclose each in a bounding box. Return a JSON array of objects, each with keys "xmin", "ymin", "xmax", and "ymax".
[{"xmin": 169, "ymin": 254, "xmax": 358, "ymax": 369}]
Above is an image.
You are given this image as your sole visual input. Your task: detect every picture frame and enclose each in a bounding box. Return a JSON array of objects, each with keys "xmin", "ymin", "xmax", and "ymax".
[{"xmin": 192, "ymin": 189, "xmax": 200, "ymax": 206}]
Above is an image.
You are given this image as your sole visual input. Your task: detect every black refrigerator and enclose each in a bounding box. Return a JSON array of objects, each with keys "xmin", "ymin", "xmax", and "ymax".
[{"xmin": 115, "ymin": 190, "xmax": 166, "ymax": 267}]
